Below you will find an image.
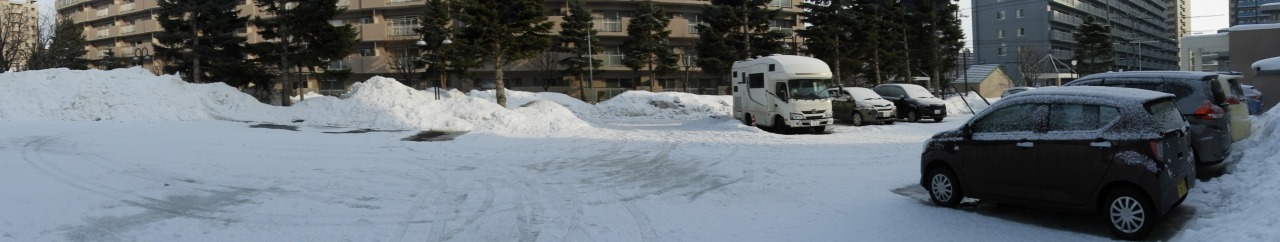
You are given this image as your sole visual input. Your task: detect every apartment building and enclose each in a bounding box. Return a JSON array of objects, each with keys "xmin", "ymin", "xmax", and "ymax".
[
  {"xmin": 2, "ymin": 0, "xmax": 38, "ymax": 71},
  {"xmin": 1230, "ymin": 0, "xmax": 1280, "ymax": 25},
  {"xmin": 972, "ymin": 0, "xmax": 1179, "ymax": 85},
  {"xmin": 1165, "ymin": 0, "xmax": 1188, "ymax": 40},
  {"xmin": 55, "ymin": 0, "xmax": 805, "ymax": 101}
]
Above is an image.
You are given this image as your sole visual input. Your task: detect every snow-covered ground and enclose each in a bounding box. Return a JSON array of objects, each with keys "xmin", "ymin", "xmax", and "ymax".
[{"xmin": 0, "ymin": 68, "xmax": 1275, "ymax": 241}]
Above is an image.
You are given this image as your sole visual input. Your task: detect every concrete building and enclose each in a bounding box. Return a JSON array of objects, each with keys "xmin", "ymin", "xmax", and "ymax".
[
  {"xmin": 1178, "ymin": 32, "xmax": 1228, "ymax": 72},
  {"xmin": 972, "ymin": 0, "xmax": 1179, "ymax": 85},
  {"xmin": 2, "ymin": 0, "xmax": 38, "ymax": 71},
  {"xmin": 1165, "ymin": 0, "xmax": 1189, "ymax": 40},
  {"xmin": 55, "ymin": 0, "xmax": 804, "ymax": 102},
  {"xmin": 1229, "ymin": 0, "xmax": 1280, "ymax": 25}
]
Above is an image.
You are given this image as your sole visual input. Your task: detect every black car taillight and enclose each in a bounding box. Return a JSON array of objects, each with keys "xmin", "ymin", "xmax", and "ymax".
[
  {"xmin": 1192, "ymin": 100, "xmax": 1225, "ymax": 120},
  {"xmin": 1149, "ymin": 141, "xmax": 1165, "ymax": 163}
]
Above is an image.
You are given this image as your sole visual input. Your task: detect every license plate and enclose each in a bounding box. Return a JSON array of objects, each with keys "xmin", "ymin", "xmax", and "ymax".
[
  {"xmin": 933, "ymin": 110, "xmax": 941, "ymax": 114},
  {"xmin": 880, "ymin": 111, "xmax": 890, "ymax": 117},
  {"xmin": 1177, "ymin": 178, "xmax": 1188, "ymax": 198}
]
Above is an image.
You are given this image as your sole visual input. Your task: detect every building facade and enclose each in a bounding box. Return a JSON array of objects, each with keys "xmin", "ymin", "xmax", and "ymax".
[
  {"xmin": 972, "ymin": 0, "xmax": 1179, "ymax": 85},
  {"xmin": 1229, "ymin": 0, "xmax": 1280, "ymax": 25},
  {"xmin": 2, "ymin": 0, "xmax": 38, "ymax": 71},
  {"xmin": 55, "ymin": 0, "xmax": 804, "ymax": 102},
  {"xmin": 1165, "ymin": 0, "xmax": 1189, "ymax": 40}
]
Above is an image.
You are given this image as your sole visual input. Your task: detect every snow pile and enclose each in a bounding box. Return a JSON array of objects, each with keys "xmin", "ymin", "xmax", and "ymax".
[
  {"xmin": 0, "ymin": 68, "xmax": 734, "ymax": 134},
  {"xmin": 1175, "ymin": 109, "xmax": 1280, "ymax": 241},
  {"xmin": 943, "ymin": 92, "xmax": 995, "ymax": 115},
  {"xmin": 590, "ymin": 91, "xmax": 732, "ymax": 120},
  {"xmin": 0, "ymin": 68, "xmax": 286, "ymax": 121}
]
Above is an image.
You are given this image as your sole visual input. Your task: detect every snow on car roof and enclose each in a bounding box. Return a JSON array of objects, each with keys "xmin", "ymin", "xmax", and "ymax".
[
  {"xmin": 1075, "ymin": 71, "xmax": 1217, "ymax": 81},
  {"xmin": 1010, "ymin": 86, "xmax": 1174, "ymax": 104}
]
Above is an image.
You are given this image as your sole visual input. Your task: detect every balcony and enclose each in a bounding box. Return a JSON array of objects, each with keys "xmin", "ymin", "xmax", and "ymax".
[
  {"xmin": 120, "ymin": 3, "xmax": 135, "ymax": 12},
  {"xmin": 120, "ymin": 25, "xmax": 134, "ymax": 34}
]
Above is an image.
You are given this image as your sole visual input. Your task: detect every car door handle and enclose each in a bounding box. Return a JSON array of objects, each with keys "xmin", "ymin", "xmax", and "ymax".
[
  {"xmin": 1090, "ymin": 141, "xmax": 1112, "ymax": 149},
  {"xmin": 1016, "ymin": 142, "xmax": 1034, "ymax": 148}
]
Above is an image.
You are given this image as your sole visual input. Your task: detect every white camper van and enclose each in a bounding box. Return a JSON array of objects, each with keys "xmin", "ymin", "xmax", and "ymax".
[{"xmin": 731, "ymin": 54, "xmax": 834, "ymax": 133}]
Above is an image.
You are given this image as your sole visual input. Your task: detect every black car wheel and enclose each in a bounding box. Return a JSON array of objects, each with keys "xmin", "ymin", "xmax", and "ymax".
[
  {"xmin": 1105, "ymin": 187, "xmax": 1156, "ymax": 240},
  {"xmin": 908, "ymin": 111, "xmax": 921, "ymax": 123},
  {"xmin": 851, "ymin": 112, "xmax": 865, "ymax": 126},
  {"xmin": 927, "ymin": 168, "xmax": 963, "ymax": 207}
]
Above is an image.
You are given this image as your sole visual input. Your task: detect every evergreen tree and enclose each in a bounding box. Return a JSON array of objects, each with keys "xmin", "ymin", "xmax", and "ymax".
[
  {"xmin": 28, "ymin": 17, "xmax": 87, "ymax": 70},
  {"xmin": 155, "ymin": 0, "xmax": 254, "ymax": 85},
  {"xmin": 1073, "ymin": 16, "xmax": 1114, "ymax": 76},
  {"xmin": 622, "ymin": 0, "xmax": 679, "ymax": 91},
  {"xmin": 451, "ymin": 0, "xmax": 554, "ymax": 107},
  {"xmin": 254, "ymin": 0, "xmax": 359, "ymax": 105},
  {"xmin": 903, "ymin": 0, "xmax": 964, "ymax": 90},
  {"xmin": 556, "ymin": 0, "xmax": 602, "ymax": 99},
  {"xmin": 416, "ymin": 0, "xmax": 456, "ymax": 90},
  {"xmin": 799, "ymin": 0, "xmax": 863, "ymax": 85},
  {"xmin": 695, "ymin": 0, "xmax": 784, "ymax": 87}
]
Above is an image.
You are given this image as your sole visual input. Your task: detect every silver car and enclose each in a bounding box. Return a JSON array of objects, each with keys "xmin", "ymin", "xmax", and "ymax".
[{"xmin": 829, "ymin": 87, "xmax": 896, "ymax": 126}]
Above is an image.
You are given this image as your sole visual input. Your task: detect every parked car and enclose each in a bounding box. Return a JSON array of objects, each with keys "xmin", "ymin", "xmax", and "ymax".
[
  {"xmin": 1065, "ymin": 71, "xmax": 1234, "ymax": 165},
  {"xmin": 873, "ymin": 84, "xmax": 946, "ymax": 122},
  {"xmin": 1216, "ymin": 75, "xmax": 1252, "ymax": 141},
  {"xmin": 920, "ymin": 86, "xmax": 1196, "ymax": 240},
  {"xmin": 1243, "ymin": 84, "xmax": 1263, "ymax": 115},
  {"xmin": 829, "ymin": 87, "xmax": 896, "ymax": 126},
  {"xmin": 1000, "ymin": 87, "xmax": 1036, "ymax": 97}
]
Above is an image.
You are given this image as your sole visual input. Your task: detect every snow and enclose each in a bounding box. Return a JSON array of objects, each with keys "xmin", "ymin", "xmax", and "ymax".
[
  {"xmin": 1227, "ymin": 23, "xmax": 1280, "ymax": 32},
  {"xmin": 1, "ymin": 68, "xmax": 1278, "ymax": 241},
  {"xmin": 1251, "ymin": 56, "xmax": 1280, "ymax": 73}
]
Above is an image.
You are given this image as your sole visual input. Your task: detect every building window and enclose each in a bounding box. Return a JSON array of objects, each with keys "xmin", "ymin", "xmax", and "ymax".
[
  {"xmin": 770, "ymin": 19, "xmax": 793, "ymax": 35},
  {"xmin": 360, "ymin": 48, "xmax": 374, "ymax": 56},
  {"xmin": 604, "ymin": 46, "xmax": 624, "ymax": 66},
  {"xmin": 770, "ymin": 0, "xmax": 791, "ymax": 8},
  {"xmin": 997, "ymin": 29, "xmax": 1005, "ymax": 38},
  {"xmin": 687, "ymin": 14, "xmax": 701, "ymax": 34},
  {"xmin": 1017, "ymin": 28, "xmax": 1025, "ymax": 36},
  {"xmin": 997, "ymin": 11, "xmax": 1005, "ymax": 20},
  {"xmin": 389, "ymin": 16, "xmax": 418, "ymax": 36},
  {"xmin": 602, "ymin": 11, "xmax": 622, "ymax": 32},
  {"xmin": 997, "ymin": 47, "xmax": 1006, "ymax": 56},
  {"xmin": 1016, "ymin": 9, "xmax": 1024, "ymax": 18}
]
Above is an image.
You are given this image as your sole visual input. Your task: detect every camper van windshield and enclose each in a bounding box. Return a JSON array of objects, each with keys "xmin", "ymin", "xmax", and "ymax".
[{"xmin": 786, "ymin": 79, "xmax": 830, "ymax": 100}]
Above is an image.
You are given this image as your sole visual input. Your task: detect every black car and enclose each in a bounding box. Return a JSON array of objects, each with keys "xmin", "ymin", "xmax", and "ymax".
[
  {"xmin": 920, "ymin": 86, "xmax": 1196, "ymax": 240},
  {"xmin": 1066, "ymin": 71, "xmax": 1234, "ymax": 165},
  {"xmin": 874, "ymin": 84, "xmax": 946, "ymax": 122}
]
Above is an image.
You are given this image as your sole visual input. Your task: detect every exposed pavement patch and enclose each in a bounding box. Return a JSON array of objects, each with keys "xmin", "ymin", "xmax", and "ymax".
[
  {"xmin": 248, "ymin": 124, "xmax": 299, "ymax": 131},
  {"xmin": 402, "ymin": 130, "xmax": 467, "ymax": 142}
]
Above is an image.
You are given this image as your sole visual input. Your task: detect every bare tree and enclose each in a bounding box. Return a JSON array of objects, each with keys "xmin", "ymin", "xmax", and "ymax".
[
  {"xmin": 0, "ymin": 2, "xmax": 37, "ymax": 72},
  {"xmin": 677, "ymin": 46, "xmax": 697, "ymax": 93},
  {"xmin": 386, "ymin": 47, "xmax": 420, "ymax": 88},
  {"xmin": 1016, "ymin": 46, "xmax": 1046, "ymax": 87},
  {"xmin": 528, "ymin": 50, "xmax": 562, "ymax": 92}
]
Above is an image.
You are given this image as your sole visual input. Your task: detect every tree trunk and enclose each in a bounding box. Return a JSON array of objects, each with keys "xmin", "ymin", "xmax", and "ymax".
[{"xmin": 495, "ymin": 48, "xmax": 507, "ymax": 108}]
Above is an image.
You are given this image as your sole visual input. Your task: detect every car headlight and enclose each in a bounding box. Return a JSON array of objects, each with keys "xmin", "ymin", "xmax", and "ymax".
[
  {"xmin": 791, "ymin": 113, "xmax": 805, "ymax": 120},
  {"xmin": 823, "ymin": 112, "xmax": 832, "ymax": 118}
]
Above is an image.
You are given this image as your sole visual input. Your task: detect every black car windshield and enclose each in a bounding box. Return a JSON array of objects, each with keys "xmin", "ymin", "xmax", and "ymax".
[
  {"xmin": 787, "ymin": 79, "xmax": 831, "ymax": 100},
  {"xmin": 902, "ymin": 85, "xmax": 936, "ymax": 98}
]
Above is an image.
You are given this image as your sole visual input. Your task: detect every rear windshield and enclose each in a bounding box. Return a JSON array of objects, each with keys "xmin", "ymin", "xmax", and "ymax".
[
  {"xmin": 1146, "ymin": 99, "xmax": 1185, "ymax": 133},
  {"xmin": 902, "ymin": 85, "xmax": 936, "ymax": 99}
]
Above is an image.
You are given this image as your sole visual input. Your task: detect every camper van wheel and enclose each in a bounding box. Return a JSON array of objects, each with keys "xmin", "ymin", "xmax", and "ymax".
[
  {"xmin": 742, "ymin": 113, "xmax": 755, "ymax": 126},
  {"xmin": 812, "ymin": 126, "xmax": 826, "ymax": 134},
  {"xmin": 773, "ymin": 116, "xmax": 790, "ymax": 134}
]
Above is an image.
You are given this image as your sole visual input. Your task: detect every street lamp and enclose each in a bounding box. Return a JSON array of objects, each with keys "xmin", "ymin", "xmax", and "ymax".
[
  {"xmin": 132, "ymin": 47, "xmax": 151, "ymax": 67},
  {"xmin": 417, "ymin": 38, "xmax": 452, "ymax": 100},
  {"xmin": 962, "ymin": 48, "xmax": 971, "ymax": 97}
]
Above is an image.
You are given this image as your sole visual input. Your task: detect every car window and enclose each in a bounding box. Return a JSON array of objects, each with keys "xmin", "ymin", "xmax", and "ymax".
[
  {"xmin": 973, "ymin": 104, "xmax": 1042, "ymax": 133},
  {"xmin": 1147, "ymin": 99, "xmax": 1185, "ymax": 133},
  {"xmin": 1047, "ymin": 104, "xmax": 1119, "ymax": 132}
]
